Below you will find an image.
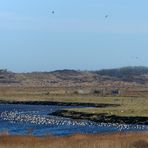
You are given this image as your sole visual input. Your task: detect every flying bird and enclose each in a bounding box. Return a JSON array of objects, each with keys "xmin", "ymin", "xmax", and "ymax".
[
  {"xmin": 105, "ymin": 15, "xmax": 109, "ymax": 18},
  {"xmin": 51, "ymin": 11, "xmax": 55, "ymax": 14}
]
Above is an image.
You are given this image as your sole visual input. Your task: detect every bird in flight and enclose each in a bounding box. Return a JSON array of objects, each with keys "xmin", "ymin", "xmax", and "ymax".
[
  {"xmin": 51, "ymin": 11, "xmax": 55, "ymax": 14},
  {"xmin": 105, "ymin": 15, "xmax": 109, "ymax": 18}
]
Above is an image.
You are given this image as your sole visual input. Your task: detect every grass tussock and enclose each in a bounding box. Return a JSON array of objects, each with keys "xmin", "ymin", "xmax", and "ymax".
[{"xmin": 0, "ymin": 132, "xmax": 148, "ymax": 148}]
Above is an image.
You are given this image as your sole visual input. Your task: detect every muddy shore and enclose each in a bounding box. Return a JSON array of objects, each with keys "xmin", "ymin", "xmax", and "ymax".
[
  {"xmin": 50, "ymin": 110, "xmax": 148, "ymax": 125},
  {"xmin": 0, "ymin": 100, "xmax": 119, "ymax": 108}
]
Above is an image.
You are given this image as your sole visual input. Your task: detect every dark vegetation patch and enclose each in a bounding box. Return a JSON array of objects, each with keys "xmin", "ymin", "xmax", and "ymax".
[
  {"xmin": 50, "ymin": 110, "xmax": 148, "ymax": 125},
  {"xmin": 0, "ymin": 100, "xmax": 120, "ymax": 108},
  {"xmin": 131, "ymin": 140, "xmax": 148, "ymax": 148},
  {"xmin": 0, "ymin": 69, "xmax": 18, "ymax": 84},
  {"xmin": 95, "ymin": 66, "xmax": 148, "ymax": 84}
]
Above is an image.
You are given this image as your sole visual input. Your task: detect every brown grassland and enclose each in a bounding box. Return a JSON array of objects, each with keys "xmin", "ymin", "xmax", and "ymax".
[
  {"xmin": 1, "ymin": 86, "xmax": 148, "ymax": 117},
  {"xmin": 0, "ymin": 86, "xmax": 148, "ymax": 148},
  {"xmin": 0, "ymin": 132, "xmax": 148, "ymax": 148}
]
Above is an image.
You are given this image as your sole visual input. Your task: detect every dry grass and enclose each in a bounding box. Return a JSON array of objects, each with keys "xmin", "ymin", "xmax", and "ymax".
[
  {"xmin": 1, "ymin": 86, "xmax": 148, "ymax": 117},
  {"xmin": 0, "ymin": 132, "xmax": 148, "ymax": 148},
  {"xmin": 67, "ymin": 97, "xmax": 148, "ymax": 117},
  {"xmin": 0, "ymin": 87, "xmax": 148, "ymax": 147},
  {"xmin": 61, "ymin": 95, "xmax": 148, "ymax": 118}
]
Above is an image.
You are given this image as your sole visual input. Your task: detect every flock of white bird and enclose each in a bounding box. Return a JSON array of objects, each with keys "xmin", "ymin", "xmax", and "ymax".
[{"xmin": 0, "ymin": 110, "xmax": 147, "ymax": 132}]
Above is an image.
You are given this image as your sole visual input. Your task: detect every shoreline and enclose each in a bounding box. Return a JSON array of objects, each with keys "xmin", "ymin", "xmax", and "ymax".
[
  {"xmin": 1, "ymin": 100, "xmax": 148, "ymax": 125},
  {"xmin": 0, "ymin": 100, "xmax": 119, "ymax": 108},
  {"xmin": 50, "ymin": 110, "xmax": 148, "ymax": 125}
]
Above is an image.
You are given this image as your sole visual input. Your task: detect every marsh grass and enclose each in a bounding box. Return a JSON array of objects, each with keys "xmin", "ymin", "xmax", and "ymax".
[
  {"xmin": 0, "ymin": 87, "xmax": 147, "ymax": 103},
  {"xmin": 0, "ymin": 132, "xmax": 148, "ymax": 148},
  {"xmin": 1, "ymin": 87, "xmax": 148, "ymax": 117}
]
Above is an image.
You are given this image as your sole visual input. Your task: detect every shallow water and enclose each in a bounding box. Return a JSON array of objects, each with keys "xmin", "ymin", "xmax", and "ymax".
[{"xmin": 0, "ymin": 104, "xmax": 147, "ymax": 136}]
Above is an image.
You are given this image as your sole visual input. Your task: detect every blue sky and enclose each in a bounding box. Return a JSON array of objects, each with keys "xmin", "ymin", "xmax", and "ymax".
[{"xmin": 0, "ymin": 0, "xmax": 148, "ymax": 72}]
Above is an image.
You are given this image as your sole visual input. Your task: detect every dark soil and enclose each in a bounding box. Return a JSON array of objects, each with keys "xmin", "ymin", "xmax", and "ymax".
[
  {"xmin": 0, "ymin": 100, "xmax": 119, "ymax": 108},
  {"xmin": 50, "ymin": 110, "xmax": 148, "ymax": 125}
]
